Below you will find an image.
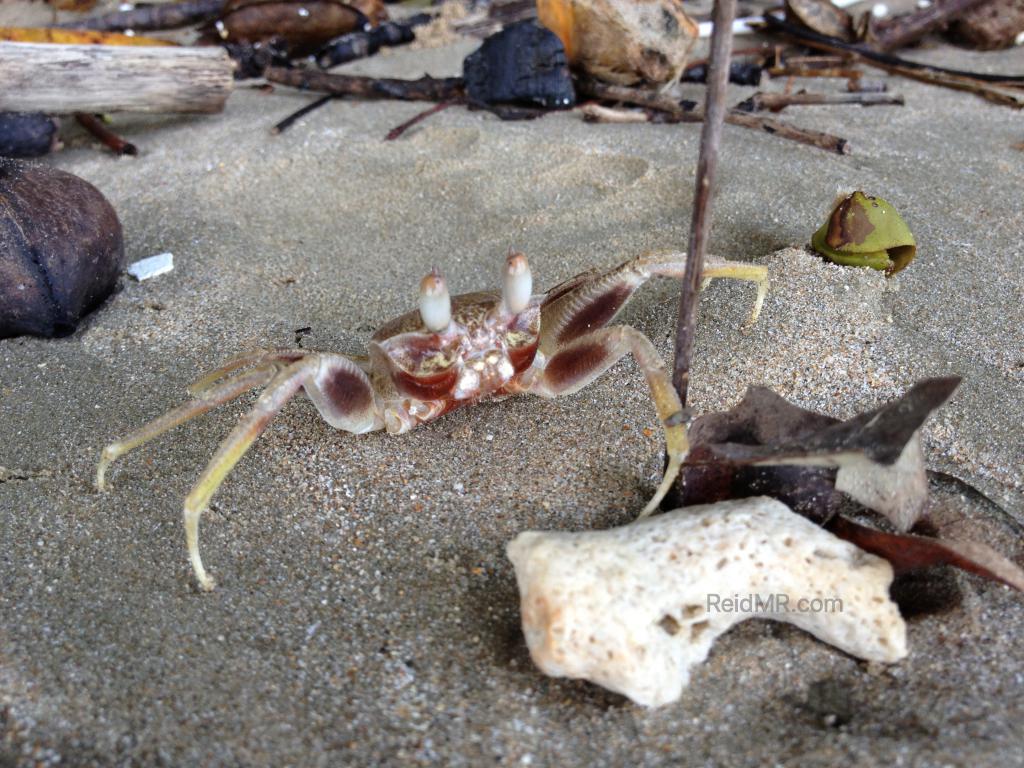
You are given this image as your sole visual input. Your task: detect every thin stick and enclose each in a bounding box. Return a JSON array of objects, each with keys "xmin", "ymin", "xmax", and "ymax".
[
  {"xmin": 74, "ymin": 112, "xmax": 138, "ymax": 155},
  {"xmin": 768, "ymin": 66, "xmax": 863, "ymax": 79},
  {"xmin": 672, "ymin": 0, "xmax": 737, "ymax": 404},
  {"xmin": 735, "ymin": 90, "xmax": 904, "ymax": 112},
  {"xmin": 577, "ymin": 79, "xmax": 850, "ymax": 154},
  {"xmin": 264, "ymin": 66, "xmax": 465, "ymax": 102},
  {"xmin": 579, "ymin": 103, "xmax": 650, "ymax": 124},
  {"xmin": 762, "ymin": 14, "xmax": 1024, "ymax": 108},
  {"xmin": 385, "ymin": 101, "xmax": 453, "ymax": 141},
  {"xmin": 271, "ymin": 94, "xmax": 334, "ymax": 135}
]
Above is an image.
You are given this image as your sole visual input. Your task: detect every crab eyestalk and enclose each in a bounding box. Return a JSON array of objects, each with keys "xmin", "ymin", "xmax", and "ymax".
[
  {"xmin": 419, "ymin": 268, "xmax": 452, "ymax": 332},
  {"xmin": 502, "ymin": 251, "xmax": 533, "ymax": 315}
]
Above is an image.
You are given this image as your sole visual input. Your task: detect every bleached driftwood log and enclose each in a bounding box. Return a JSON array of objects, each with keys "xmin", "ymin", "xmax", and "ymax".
[
  {"xmin": 507, "ymin": 497, "xmax": 907, "ymax": 707},
  {"xmin": 0, "ymin": 42, "xmax": 234, "ymax": 114}
]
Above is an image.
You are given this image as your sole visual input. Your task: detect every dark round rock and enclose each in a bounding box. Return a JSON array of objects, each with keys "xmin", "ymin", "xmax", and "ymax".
[
  {"xmin": 0, "ymin": 113, "xmax": 60, "ymax": 159},
  {"xmin": 463, "ymin": 21, "xmax": 576, "ymax": 109},
  {"xmin": 0, "ymin": 159, "xmax": 125, "ymax": 338}
]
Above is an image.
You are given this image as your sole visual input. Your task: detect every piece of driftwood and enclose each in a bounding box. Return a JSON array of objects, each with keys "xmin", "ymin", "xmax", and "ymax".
[
  {"xmin": 56, "ymin": 0, "xmax": 227, "ymax": 31},
  {"xmin": 0, "ymin": 42, "xmax": 234, "ymax": 114},
  {"xmin": 736, "ymin": 90, "xmax": 904, "ymax": 111},
  {"xmin": 578, "ymin": 79, "xmax": 850, "ymax": 153},
  {"xmin": 315, "ymin": 14, "xmax": 431, "ymax": 69}
]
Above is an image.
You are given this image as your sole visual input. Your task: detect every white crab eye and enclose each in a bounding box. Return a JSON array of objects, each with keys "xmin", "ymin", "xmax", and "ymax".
[
  {"xmin": 502, "ymin": 251, "xmax": 532, "ymax": 314},
  {"xmin": 418, "ymin": 269, "xmax": 451, "ymax": 332}
]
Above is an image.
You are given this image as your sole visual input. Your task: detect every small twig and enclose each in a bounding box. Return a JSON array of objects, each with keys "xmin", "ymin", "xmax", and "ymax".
[
  {"xmin": 769, "ymin": 66, "xmax": 864, "ymax": 79},
  {"xmin": 735, "ymin": 90, "xmax": 904, "ymax": 112},
  {"xmin": 264, "ymin": 67, "xmax": 465, "ymax": 102},
  {"xmin": 74, "ymin": 113, "xmax": 138, "ymax": 155},
  {"xmin": 271, "ymin": 94, "xmax": 334, "ymax": 134},
  {"xmin": 762, "ymin": 13, "xmax": 1024, "ymax": 108},
  {"xmin": 579, "ymin": 103, "xmax": 650, "ymax": 124},
  {"xmin": 385, "ymin": 101, "xmax": 453, "ymax": 140},
  {"xmin": 864, "ymin": 0, "xmax": 991, "ymax": 51},
  {"xmin": 56, "ymin": 0, "xmax": 226, "ymax": 31},
  {"xmin": 847, "ymin": 78, "xmax": 888, "ymax": 92},
  {"xmin": 778, "ymin": 55, "xmax": 849, "ymax": 67},
  {"xmin": 577, "ymin": 79, "xmax": 850, "ymax": 154},
  {"xmin": 673, "ymin": 0, "xmax": 737, "ymax": 405}
]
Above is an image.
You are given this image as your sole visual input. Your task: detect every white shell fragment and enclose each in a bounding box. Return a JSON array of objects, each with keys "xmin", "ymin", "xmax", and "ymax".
[
  {"xmin": 127, "ymin": 252, "xmax": 174, "ymax": 281},
  {"xmin": 507, "ymin": 497, "xmax": 907, "ymax": 707}
]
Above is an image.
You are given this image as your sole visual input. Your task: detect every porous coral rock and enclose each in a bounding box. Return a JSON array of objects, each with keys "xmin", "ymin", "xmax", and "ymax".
[{"xmin": 507, "ymin": 497, "xmax": 907, "ymax": 706}]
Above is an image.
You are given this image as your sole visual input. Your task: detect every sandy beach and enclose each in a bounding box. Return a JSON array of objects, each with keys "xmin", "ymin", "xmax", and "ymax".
[{"xmin": 1, "ymin": 15, "xmax": 1023, "ymax": 766}]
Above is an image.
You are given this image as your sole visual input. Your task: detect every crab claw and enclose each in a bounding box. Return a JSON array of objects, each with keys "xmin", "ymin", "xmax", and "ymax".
[
  {"xmin": 502, "ymin": 251, "xmax": 532, "ymax": 315},
  {"xmin": 419, "ymin": 268, "xmax": 452, "ymax": 332}
]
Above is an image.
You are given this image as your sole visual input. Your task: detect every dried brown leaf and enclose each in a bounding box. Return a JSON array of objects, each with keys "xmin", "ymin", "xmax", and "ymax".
[
  {"xmin": 828, "ymin": 516, "xmax": 1024, "ymax": 592},
  {"xmin": 677, "ymin": 377, "xmax": 961, "ymax": 529}
]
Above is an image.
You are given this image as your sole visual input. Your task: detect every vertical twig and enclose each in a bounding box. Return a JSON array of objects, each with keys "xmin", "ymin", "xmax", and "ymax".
[{"xmin": 672, "ymin": 0, "xmax": 737, "ymax": 404}]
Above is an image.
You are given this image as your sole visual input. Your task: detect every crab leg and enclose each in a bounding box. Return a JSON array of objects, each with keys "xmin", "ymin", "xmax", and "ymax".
[
  {"xmin": 540, "ymin": 251, "xmax": 767, "ymax": 354},
  {"xmin": 183, "ymin": 355, "xmax": 381, "ymax": 591},
  {"xmin": 183, "ymin": 359, "xmax": 311, "ymax": 591},
  {"xmin": 187, "ymin": 348, "xmax": 307, "ymax": 396},
  {"xmin": 526, "ymin": 326, "xmax": 687, "ymax": 516},
  {"xmin": 96, "ymin": 364, "xmax": 282, "ymax": 491}
]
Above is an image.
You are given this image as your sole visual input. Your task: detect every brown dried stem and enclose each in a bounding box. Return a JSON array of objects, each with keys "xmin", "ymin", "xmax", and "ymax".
[
  {"xmin": 763, "ymin": 13, "xmax": 1024, "ymax": 108},
  {"xmin": 385, "ymin": 101, "xmax": 453, "ymax": 141},
  {"xmin": 74, "ymin": 113, "xmax": 138, "ymax": 155},
  {"xmin": 672, "ymin": 0, "xmax": 737, "ymax": 406},
  {"xmin": 264, "ymin": 66, "xmax": 465, "ymax": 103},
  {"xmin": 736, "ymin": 90, "xmax": 904, "ymax": 111},
  {"xmin": 578, "ymin": 79, "xmax": 850, "ymax": 154}
]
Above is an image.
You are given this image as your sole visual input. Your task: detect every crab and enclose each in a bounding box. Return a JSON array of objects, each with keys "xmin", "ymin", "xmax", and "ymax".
[{"xmin": 97, "ymin": 251, "xmax": 767, "ymax": 591}]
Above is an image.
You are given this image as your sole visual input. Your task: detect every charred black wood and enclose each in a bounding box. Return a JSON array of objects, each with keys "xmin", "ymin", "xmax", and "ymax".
[
  {"xmin": 224, "ymin": 36, "xmax": 291, "ymax": 79},
  {"xmin": 463, "ymin": 21, "xmax": 575, "ymax": 108},
  {"xmin": 316, "ymin": 13, "xmax": 432, "ymax": 68},
  {"xmin": 681, "ymin": 60, "xmax": 764, "ymax": 86}
]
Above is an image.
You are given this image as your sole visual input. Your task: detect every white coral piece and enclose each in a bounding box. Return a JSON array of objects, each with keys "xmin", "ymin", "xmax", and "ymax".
[{"xmin": 507, "ymin": 497, "xmax": 907, "ymax": 707}]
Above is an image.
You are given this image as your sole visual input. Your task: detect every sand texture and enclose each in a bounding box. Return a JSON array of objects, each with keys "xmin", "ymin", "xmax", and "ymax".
[{"xmin": 1, "ymin": 14, "xmax": 1023, "ymax": 767}]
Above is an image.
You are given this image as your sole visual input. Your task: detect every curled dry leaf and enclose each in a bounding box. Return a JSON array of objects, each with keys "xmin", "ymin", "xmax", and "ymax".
[
  {"xmin": 828, "ymin": 516, "xmax": 1024, "ymax": 593},
  {"xmin": 673, "ymin": 377, "xmax": 1024, "ymax": 595},
  {"xmin": 677, "ymin": 377, "xmax": 961, "ymax": 530}
]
